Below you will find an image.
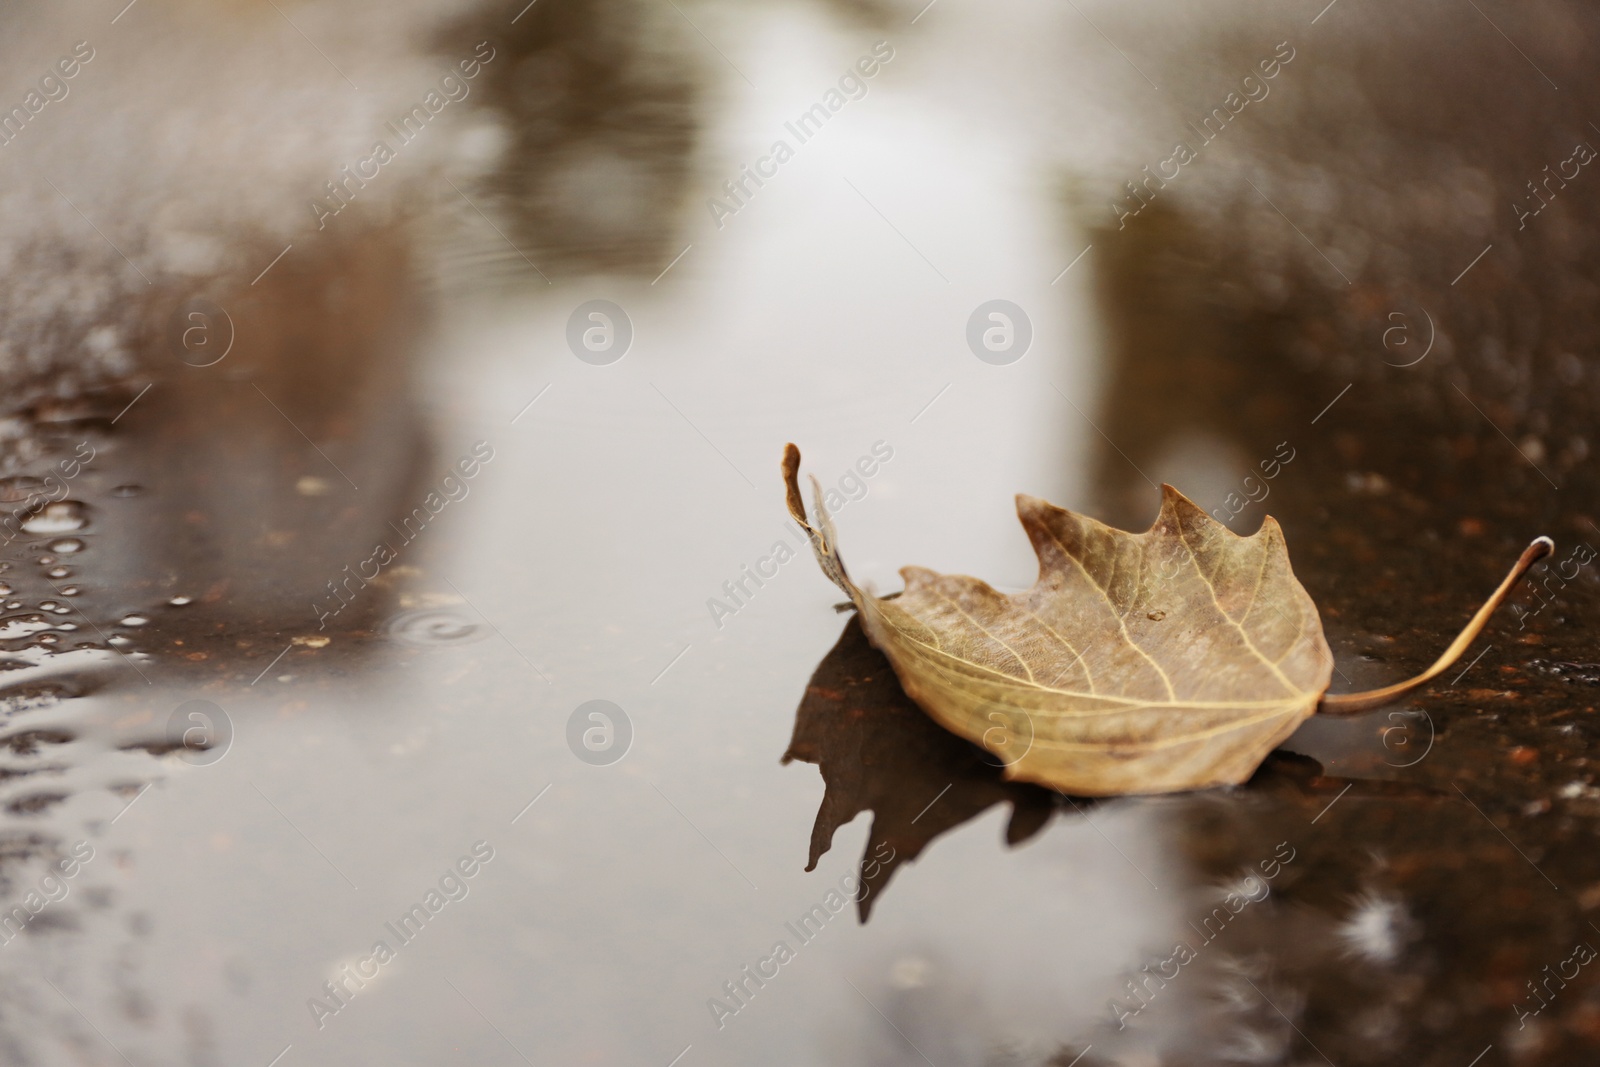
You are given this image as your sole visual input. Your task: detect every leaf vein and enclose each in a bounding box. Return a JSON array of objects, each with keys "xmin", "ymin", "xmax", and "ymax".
[
  {"xmin": 1174, "ymin": 516, "xmax": 1304, "ymax": 697},
  {"xmin": 1043, "ymin": 527, "xmax": 1177, "ymax": 701}
]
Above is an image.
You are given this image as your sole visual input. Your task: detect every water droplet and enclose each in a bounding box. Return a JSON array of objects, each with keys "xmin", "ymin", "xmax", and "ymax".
[
  {"xmin": 36, "ymin": 634, "xmax": 58, "ymax": 645},
  {"xmin": 21, "ymin": 502, "xmax": 87, "ymax": 535},
  {"xmin": 110, "ymin": 485, "xmax": 143, "ymax": 497},
  {"xmin": 59, "ymin": 587, "xmax": 79, "ymax": 597},
  {"xmin": 57, "ymin": 623, "xmax": 76, "ymax": 631},
  {"xmin": 0, "ymin": 584, "xmax": 12, "ymax": 597},
  {"xmin": 46, "ymin": 567, "xmax": 69, "ymax": 579},
  {"xmin": 168, "ymin": 596, "xmax": 193, "ymax": 606},
  {"xmin": 37, "ymin": 602, "xmax": 61, "ymax": 613},
  {"xmin": 5, "ymin": 601, "xmax": 20, "ymax": 611},
  {"xmin": 108, "ymin": 635, "xmax": 131, "ymax": 647},
  {"xmin": 50, "ymin": 539, "xmax": 83, "ymax": 555},
  {"xmin": 119, "ymin": 614, "xmax": 149, "ymax": 627}
]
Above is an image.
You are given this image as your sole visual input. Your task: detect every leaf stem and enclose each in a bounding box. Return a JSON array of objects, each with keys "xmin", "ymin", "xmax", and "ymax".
[{"xmin": 1317, "ymin": 536, "xmax": 1554, "ymax": 715}]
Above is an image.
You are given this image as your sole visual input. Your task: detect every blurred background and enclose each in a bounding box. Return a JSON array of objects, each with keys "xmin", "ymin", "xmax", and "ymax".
[{"xmin": 0, "ymin": 0, "xmax": 1598, "ymax": 1063}]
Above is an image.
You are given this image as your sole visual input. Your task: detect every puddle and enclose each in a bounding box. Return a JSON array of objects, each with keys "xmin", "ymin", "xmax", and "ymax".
[{"xmin": 0, "ymin": 1, "xmax": 1596, "ymax": 1065}]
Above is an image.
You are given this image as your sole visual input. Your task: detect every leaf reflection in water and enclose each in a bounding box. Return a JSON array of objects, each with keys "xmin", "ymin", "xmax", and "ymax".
[
  {"xmin": 784, "ymin": 617, "xmax": 1433, "ymax": 925},
  {"xmin": 784, "ymin": 615, "xmax": 1066, "ymax": 921}
]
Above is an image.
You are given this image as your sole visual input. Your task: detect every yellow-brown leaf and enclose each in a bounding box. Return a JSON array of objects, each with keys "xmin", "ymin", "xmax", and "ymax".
[
  {"xmin": 783, "ymin": 444, "xmax": 1550, "ymax": 796},
  {"xmin": 783, "ymin": 444, "xmax": 1332, "ymax": 795}
]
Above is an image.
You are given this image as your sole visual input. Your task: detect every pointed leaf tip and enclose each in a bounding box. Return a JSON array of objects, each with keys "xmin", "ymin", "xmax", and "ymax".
[
  {"xmin": 782, "ymin": 443, "xmax": 808, "ymax": 531},
  {"xmin": 1014, "ymin": 493, "xmax": 1056, "ymax": 521}
]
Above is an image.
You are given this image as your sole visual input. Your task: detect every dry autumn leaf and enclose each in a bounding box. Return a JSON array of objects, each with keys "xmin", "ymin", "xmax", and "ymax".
[{"xmin": 782, "ymin": 443, "xmax": 1551, "ymax": 797}]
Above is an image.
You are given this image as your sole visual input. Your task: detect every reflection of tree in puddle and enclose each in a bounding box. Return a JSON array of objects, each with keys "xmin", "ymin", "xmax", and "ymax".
[
  {"xmin": 436, "ymin": 0, "xmax": 704, "ymax": 280},
  {"xmin": 0, "ymin": 0, "xmax": 716, "ymax": 1051},
  {"xmin": 0, "ymin": 0, "xmax": 715, "ymax": 825},
  {"xmin": 0, "ymin": 223, "xmax": 437, "ymax": 921}
]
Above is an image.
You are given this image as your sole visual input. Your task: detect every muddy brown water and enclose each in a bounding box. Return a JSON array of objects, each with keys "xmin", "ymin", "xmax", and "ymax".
[{"xmin": 2, "ymin": 1, "xmax": 1600, "ymax": 1065}]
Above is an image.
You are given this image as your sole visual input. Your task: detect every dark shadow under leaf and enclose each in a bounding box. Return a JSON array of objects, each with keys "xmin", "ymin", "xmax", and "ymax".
[
  {"xmin": 783, "ymin": 616, "xmax": 1064, "ymax": 920},
  {"xmin": 783, "ymin": 619, "xmax": 1439, "ymax": 922}
]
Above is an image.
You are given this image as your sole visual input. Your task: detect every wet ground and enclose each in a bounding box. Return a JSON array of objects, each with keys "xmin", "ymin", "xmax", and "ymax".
[{"xmin": 3, "ymin": 0, "xmax": 1600, "ymax": 1064}]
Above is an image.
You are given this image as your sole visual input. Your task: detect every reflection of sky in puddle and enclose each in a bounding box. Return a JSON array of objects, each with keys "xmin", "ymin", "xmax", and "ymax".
[
  {"xmin": 1, "ymin": 4, "xmax": 1212, "ymax": 1064},
  {"xmin": 87, "ymin": 687, "xmax": 1184, "ymax": 1064},
  {"xmin": 7, "ymin": 0, "xmax": 1575, "ymax": 1063},
  {"xmin": 438, "ymin": 4, "xmax": 1102, "ymax": 595}
]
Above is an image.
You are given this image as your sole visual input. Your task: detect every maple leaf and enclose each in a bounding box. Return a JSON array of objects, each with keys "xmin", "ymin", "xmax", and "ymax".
[{"xmin": 782, "ymin": 444, "xmax": 1550, "ymax": 796}]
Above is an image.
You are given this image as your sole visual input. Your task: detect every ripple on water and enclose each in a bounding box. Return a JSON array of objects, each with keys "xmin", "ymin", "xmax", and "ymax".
[{"xmin": 386, "ymin": 608, "xmax": 484, "ymax": 646}]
